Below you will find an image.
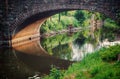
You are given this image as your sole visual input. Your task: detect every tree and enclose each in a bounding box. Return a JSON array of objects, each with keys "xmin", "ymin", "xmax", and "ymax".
[
  {"xmin": 58, "ymin": 13, "xmax": 61, "ymax": 22},
  {"xmin": 74, "ymin": 10, "xmax": 85, "ymax": 24}
]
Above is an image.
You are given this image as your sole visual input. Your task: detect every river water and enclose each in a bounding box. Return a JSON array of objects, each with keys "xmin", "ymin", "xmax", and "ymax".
[
  {"xmin": 41, "ymin": 30, "xmax": 101, "ymax": 61},
  {"xmin": 1, "ymin": 28, "xmax": 119, "ymax": 79}
]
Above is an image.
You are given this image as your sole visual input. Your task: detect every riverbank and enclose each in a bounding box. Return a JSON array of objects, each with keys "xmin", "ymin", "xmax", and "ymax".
[
  {"xmin": 41, "ymin": 27, "xmax": 82, "ymax": 38},
  {"xmin": 42, "ymin": 45, "xmax": 120, "ymax": 79}
]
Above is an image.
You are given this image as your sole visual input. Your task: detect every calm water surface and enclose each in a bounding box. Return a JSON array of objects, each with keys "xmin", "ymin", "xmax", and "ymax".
[
  {"xmin": 41, "ymin": 31, "xmax": 101, "ymax": 61},
  {"xmin": 1, "ymin": 30, "xmax": 103, "ymax": 78}
]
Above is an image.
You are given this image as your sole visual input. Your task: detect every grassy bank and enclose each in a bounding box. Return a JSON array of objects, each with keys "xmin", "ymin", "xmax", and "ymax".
[{"xmin": 42, "ymin": 45, "xmax": 120, "ymax": 79}]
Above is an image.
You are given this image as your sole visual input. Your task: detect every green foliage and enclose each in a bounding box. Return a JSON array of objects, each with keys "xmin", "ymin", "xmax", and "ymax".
[
  {"xmin": 41, "ymin": 14, "xmax": 79, "ymax": 34},
  {"xmin": 104, "ymin": 18, "xmax": 119, "ymax": 28},
  {"xmin": 60, "ymin": 16, "xmax": 79, "ymax": 27},
  {"xmin": 52, "ymin": 44, "xmax": 72, "ymax": 60},
  {"xmin": 41, "ymin": 32, "xmax": 80, "ymax": 59},
  {"xmin": 41, "ymin": 10, "xmax": 120, "ymax": 78},
  {"xmin": 50, "ymin": 68, "xmax": 63, "ymax": 79},
  {"xmin": 101, "ymin": 18, "xmax": 120, "ymax": 41},
  {"xmin": 99, "ymin": 45, "xmax": 120, "ymax": 62},
  {"xmin": 43, "ymin": 66, "xmax": 65, "ymax": 79},
  {"xmin": 63, "ymin": 45, "xmax": 120, "ymax": 79},
  {"xmin": 41, "ymin": 33, "xmax": 78, "ymax": 50},
  {"xmin": 73, "ymin": 32, "xmax": 86, "ymax": 46},
  {"xmin": 74, "ymin": 10, "xmax": 86, "ymax": 24},
  {"xmin": 41, "ymin": 10, "xmax": 119, "ymax": 43},
  {"xmin": 95, "ymin": 12, "xmax": 102, "ymax": 20},
  {"xmin": 43, "ymin": 45, "xmax": 120, "ymax": 79},
  {"xmin": 60, "ymin": 11, "xmax": 76, "ymax": 16},
  {"xmin": 74, "ymin": 10, "xmax": 92, "ymax": 26}
]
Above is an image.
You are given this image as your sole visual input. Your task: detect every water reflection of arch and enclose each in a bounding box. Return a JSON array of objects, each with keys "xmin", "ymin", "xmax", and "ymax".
[
  {"xmin": 11, "ymin": 18, "xmax": 73, "ymax": 76},
  {"xmin": 12, "ymin": 18, "xmax": 49, "ymax": 56}
]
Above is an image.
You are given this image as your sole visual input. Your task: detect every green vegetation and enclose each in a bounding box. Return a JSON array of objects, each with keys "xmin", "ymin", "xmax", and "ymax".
[
  {"xmin": 99, "ymin": 45, "xmax": 120, "ymax": 62},
  {"xmin": 40, "ymin": 11, "xmax": 79, "ymax": 33},
  {"xmin": 43, "ymin": 66, "xmax": 65, "ymax": 79},
  {"xmin": 41, "ymin": 32, "xmax": 79, "ymax": 50},
  {"xmin": 52, "ymin": 44, "xmax": 72, "ymax": 60},
  {"xmin": 42, "ymin": 45, "xmax": 120, "ymax": 79},
  {"xmin": 41, "ymin": 32, "xmax": 80, "ymax": 59},
  {"xmin": 40, "ymin": 10, "xmax": 120, "ymax": 79},
  {"xmin": 101, "ymin": 18, "xmax": 120, "ymax": 41},
  {"xmin": 41, "ymin": 10, "xmax": 119, "ymax": 43},
  {"xmin": 74, "ymin": 10, "xmax": 92, "ymax": 27}
]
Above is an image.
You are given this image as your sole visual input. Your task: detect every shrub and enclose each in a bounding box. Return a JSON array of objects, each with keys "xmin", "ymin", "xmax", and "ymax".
[
  {"xmin": 90, "ymin": 66, "xmax": 100, "ymax": 77},
  {"xmin": 99, "ymin": 45, "xmax": 120, "ymax": 62},
  {"xmin": 48, "ymin": 66, "xmax": 64, "ymax": 79}
]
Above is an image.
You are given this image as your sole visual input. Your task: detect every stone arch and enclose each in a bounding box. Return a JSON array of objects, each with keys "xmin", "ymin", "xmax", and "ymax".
[
  {"xmin": 10, "ymin": 0, "xmax": 120, "ymax": 55},
  {"xmin": 9, "ymin": 0, "xmax": 120, "ymax": 35}
]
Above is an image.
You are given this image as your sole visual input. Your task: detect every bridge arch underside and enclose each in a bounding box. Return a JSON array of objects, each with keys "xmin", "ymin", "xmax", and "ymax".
[
  {"xmin": 11, "ymin": 1, "xmax": 120, "ymax": 56},
  {"xmin": 10, "ymin": 0, "xmax": 120, "ymax": 34}
]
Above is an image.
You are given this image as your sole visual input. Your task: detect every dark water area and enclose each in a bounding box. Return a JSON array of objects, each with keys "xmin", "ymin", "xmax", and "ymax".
[{"xmin": 0, "ymin": 46, "xmax": 73, "ymax": 79}]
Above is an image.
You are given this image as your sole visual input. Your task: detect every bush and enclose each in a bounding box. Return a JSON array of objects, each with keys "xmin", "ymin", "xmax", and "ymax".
[
  {"xmin": 43, "ymin": 66, "xmax": 65, "ymax": 79},
  {"xmin": 99, "ymin": 45, "xmax": 120, "ymax": 62}
]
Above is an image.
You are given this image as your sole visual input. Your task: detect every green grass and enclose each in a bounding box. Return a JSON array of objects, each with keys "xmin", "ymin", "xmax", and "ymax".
[{"xmin": 42, "ymin": 45, "xmax": 120, "ymax": 79}]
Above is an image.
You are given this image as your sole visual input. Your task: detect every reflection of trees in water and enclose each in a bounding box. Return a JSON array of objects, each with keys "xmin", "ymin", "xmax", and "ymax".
[
  {"xmin": 52, "ymin": 43, "xmax": 72, "ymax": 60},
  {"xmin": 73, "ymin": 33, "xmax": 86, "ymax": 48},
  {"xmin": 71, "ymin": 43, "xmax": 95, "ymax": 61},
  {"xmin": 73, "ymin": 28, "xmax": 100, "ymax": 48},
  {"xmin": 41, "ymin": 29, "xmax": 101, "ymax": 61}
]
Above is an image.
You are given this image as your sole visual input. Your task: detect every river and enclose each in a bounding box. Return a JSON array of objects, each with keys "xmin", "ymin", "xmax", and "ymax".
[{"xmin": 0, "ymin": 28, "xmax": 119, "ymax": 79}]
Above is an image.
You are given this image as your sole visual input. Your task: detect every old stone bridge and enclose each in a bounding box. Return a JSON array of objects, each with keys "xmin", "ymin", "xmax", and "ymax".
[
  {"xmin": 0, "ymin": 0, "xmax": 120, "ymax": 55},
  {"xmin": 1, "ymin": 0, "xmax": 120, "ymax": 37},
  {"xmin": 0, "ymin": 0, "xmax": 120, "ymax": 79}
]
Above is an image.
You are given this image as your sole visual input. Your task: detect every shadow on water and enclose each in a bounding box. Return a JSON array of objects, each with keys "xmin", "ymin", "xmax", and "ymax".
[
  {"xmin": 0, "ymin": 39, "xmax": 73, "ymax": 79},
  {"xmin": 16, "ymin": 50, "xmax": 73, "ymax": 74},
  {"xmin": 0, "ymin": 47, "xmax": 35, "ymax": 79}
]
